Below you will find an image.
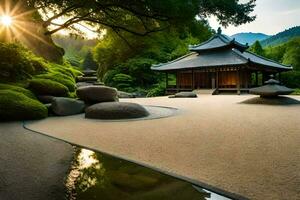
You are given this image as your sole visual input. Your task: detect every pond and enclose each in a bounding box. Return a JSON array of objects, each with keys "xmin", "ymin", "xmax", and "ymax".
[{"xmin": 66, "ymin": 148, "xmax": 231, "ymax": 200}]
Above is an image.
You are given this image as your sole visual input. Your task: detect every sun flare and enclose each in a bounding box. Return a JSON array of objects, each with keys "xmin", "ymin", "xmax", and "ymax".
[{"xmin": 1, "ymin": 15, "xmax": 12, "ymax": 26}]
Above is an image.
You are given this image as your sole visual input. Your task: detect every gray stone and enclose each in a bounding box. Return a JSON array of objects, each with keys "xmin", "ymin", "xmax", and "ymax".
[
  {"xmin": 51, "ymin": 97, "xmax": 85, "ymax": 116},
  {"xmin": 170, "ymin": 92, "xmax": 197, "ymax": 98},
  {"xmin": 77, "ymin": 85, "xmax": 118, "ymax": 103},
  {"xmin": 82, "ymin": 69, "xmax": 97, "ymax": 77},
  {"xmin": 76, "ymin": 82, "xmax": 94, "ymax": 88},
  {"xmin": 118, "ymin": 91, "xmax": 136, "ymax": 98},
  {"xmin": 85, "ymin": 102, "xmax": 150, "ymax": 119},
  {"xmin": 77, "ymin": 76, "xmax": 98, "ymax": 82},
  {"xmin": 250, "ymin": 78, "xmax": 294, "ymax": 97},
  {"xmin": 37, "ymin": 95, "xmax": 55, "ymax": 104}
]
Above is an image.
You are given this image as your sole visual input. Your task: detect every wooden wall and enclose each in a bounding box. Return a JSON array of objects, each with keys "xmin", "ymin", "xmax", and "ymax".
[{"xmin": 177, "ymin": 70, "xmax": 251, "ymax": 89}]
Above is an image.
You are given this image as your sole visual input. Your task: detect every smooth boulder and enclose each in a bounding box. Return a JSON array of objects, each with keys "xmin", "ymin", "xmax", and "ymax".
[
  {"xmin": 37, "ymin": 95, "xmax": 55, "ymax": 104},
  {"xmin": 170, "ymin": 92, "xmax": 197, "ymax": 98},
  {"xmin": 77, "ymin": 85, "xmax": 118, "ymax": 103},
  {"xmin": 118, "ymin": 91, "xmax": 136, "ymax": 98},
  {"xmin": 85, "ymin": 102, "xmax": 149, "ymax": 119},
  {"xmin": 51, "ymin": 97, "xmax": 85, "ymax": 116}
]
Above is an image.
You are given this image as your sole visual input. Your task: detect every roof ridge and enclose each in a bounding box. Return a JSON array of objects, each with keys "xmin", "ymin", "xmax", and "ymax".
[
  {"xmin": 244, "ymin": 50, "xmax": 292, "ymax": 68},
  {"xmin": 188, "ymin": 35, "xmax": 219, "ymax": 48},
  {"xmin": 232, "ymin": 49, "xmax": 250, "ymax": 62},
  {"xmin": 151, "ymin": 52, "xmax": 196, "ymax": 68}
]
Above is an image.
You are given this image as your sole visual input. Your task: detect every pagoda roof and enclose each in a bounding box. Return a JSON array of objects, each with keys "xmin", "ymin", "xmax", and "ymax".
[
  {"xmin": 151, "ymin": 49, "xmax": 292, "ymax": 71},
  {"xmin": 188, "ymin": 33, "xmax": 249, "ymax": 52}
]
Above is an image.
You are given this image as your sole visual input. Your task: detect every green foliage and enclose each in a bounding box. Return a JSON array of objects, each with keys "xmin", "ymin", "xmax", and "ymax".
[
  {"xmin": 82, "ymin": 50, "xmax": 98, "ymax": 70},
  {"xmin": 249, "ymin": 41, "xmax": 265, "ymax": 56},
  {"xmin": 146, "ymin": 84, "xmax": 166, "ymax": 97},
  {"xmin": 53, "ymin": 35, "xmax": 97, "ymax": 67},
  {"xmin": 0, "ymin": 42, "xmax": 47, "ymax": 81},
  {"xmin": 0, "ymin": 83, "xmax": 36, "ymax": 99},
  {"xmin": 281, "ymin": 71, "xmax": 300, "ymax": 88},
  {"xmin": 291, "ymin": 88, "xmax": 300, "ymax": 95},
  {"xmin": 112, "ymin": 73, "xmax": 133, "ymax": 89},
  {"xmin": 0, "ymin": 90, "xmax": 47, "ymax": 121},
  {"xmin": 29, "ymin": 78, "xmax": 69, "ymax": 97},
  {"xmin": 261, "ymin": 37, "xmax": 300, "ymax": 88},
  {"xmin": 95, "ymin": 19, "xmax": 213, "ymax": 93}
]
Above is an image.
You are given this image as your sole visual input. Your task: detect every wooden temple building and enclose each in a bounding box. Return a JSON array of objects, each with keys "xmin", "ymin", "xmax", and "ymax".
[{"xmin": 151, "ymin": 29, "xmax": 292, "ymax": 94}]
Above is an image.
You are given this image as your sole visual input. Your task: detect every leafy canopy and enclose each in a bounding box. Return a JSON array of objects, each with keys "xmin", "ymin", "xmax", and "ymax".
[{"xmin": 31, "ymin": 0, "xmax": 256, "ymax": 37}]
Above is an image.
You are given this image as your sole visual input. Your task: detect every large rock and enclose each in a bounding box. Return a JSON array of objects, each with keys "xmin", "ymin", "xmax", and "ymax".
[
  {"xmin": 77, "ymin": 76, "xmax": 98, "ymax": 82},
  {"xmin": 85, "ymin": 102, "xmax": 150, "ymax": 119},
  {"xmin": 51, "ymin": 97, "xmax": 85, "ymax": 116},
  {"xmin": 77, "ymin": 86, "xmax": 118, "ymax": 103},
  {"xmin": 169, "ymin": 92, "xmax": 197, "ymax": 98},
  {"xmin": 118, "ymin": 91, "xmax": 136, "ymax": 98},
  {"xmin": 37, "ymin": 95, "xmax": 55, "ymax": 104}
]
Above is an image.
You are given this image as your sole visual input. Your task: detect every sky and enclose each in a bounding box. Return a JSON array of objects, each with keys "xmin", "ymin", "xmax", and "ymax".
[{"xmin": 208, "ymin": 0, "xmax": 300, "ymax": 36}]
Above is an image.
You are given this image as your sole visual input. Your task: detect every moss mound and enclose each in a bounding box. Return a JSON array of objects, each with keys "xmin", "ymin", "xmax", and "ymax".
[
  {"xmin": 35, "ymin": 73, "xmax": 76, "ymax": 92},
  {"xmin": 29, "ymin": 78, "xmax": 69, "ymax": 97},
  {"xmin": 0, "ymin": 83, "xmax": 37, "ymax": 99},
  {"xmin": 0, "ymin": 90, "xmax": 47, "ymax": 121}
]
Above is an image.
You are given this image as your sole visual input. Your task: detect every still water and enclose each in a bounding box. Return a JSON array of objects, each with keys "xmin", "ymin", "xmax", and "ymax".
[{"xmin": 66, "ymin": 148, "xmax": 231, "ymax": 200}]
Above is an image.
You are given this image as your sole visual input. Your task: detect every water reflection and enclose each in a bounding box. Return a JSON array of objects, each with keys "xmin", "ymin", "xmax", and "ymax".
[{"xmin": 66, "ymin": 148, "xmax": 231, "ymax": 200}]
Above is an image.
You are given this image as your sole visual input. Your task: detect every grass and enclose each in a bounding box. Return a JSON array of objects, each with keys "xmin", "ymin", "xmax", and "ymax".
[{"xmin": 291, "ymin": 88, "xmax": 300, "ymax": 95}]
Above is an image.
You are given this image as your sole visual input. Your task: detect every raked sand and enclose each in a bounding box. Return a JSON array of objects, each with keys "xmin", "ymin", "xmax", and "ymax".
[{"xmin": 25, "ymin": 95, "xmax": 300, "ymax": 200}]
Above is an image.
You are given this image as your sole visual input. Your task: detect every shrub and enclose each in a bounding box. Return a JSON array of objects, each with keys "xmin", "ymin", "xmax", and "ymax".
[
  {"xmin": 0, "ymin": 42, "xmax": 47, "ymax": 81},
  {"xmin": 146, "ymin": 84, "xmax": 166, "ymax": 97},
  {"xmin": 29, "ymin": 78, "xmax": 69, "ymax": 97},
  {"xmin": 0, "ymin": 83, "xmax": 37, "ymax": 99},
  {"xmin": 281, "ymin": 71, "xmax": 300, "ymax": 88},
  {"xmin": 0, "ymin": 90, "xmax": 47, "ymax": 121},
  {"xmin": 34, "ymin": 73, "xmax": 76, "ymax": 92}
]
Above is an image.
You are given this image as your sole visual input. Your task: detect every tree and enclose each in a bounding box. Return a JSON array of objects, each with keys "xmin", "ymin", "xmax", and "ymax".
[
  {"xmin": 1, "ymin": 0, "xmax": 256, "ymax": 62},
  {"xmin": 82, "ymin": 50, "xmax": 98, "ymax": 70},
  {"xmin": 250, "ymin": 40, "xmax": 265, "ymax": 56}
]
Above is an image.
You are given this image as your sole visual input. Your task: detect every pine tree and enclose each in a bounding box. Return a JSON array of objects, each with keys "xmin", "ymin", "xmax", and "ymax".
[
  {"xmin": 250, "ymin": 41, "xmax": 265, "ymax": 56},
  {"xmin": 82, "ymin": 51, "xmax": 98, "ymax": 70}
]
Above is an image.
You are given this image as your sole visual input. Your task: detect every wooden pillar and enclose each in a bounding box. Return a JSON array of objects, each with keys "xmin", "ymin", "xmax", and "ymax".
[
  {"xmin": 237, "ymin": 68, "xmax": 241, "ymax": 95},
  {"xmin": 192, "ymin": 69, "xmax": 195, "ymax": 90},
  {"xmin": 278, "ymin": 72, "xmax": 282, "ymax": 83},
  {"xmin": 255, "ymin": 71, "xmax": 258, "ymax": 86},
  {"xmin": 176, "ymin": 71, "xmax": 179, "ymax": 92},
  {"xmin": 216, "ymin": 70, "xmax": 219, "ymax": 94},
  {"xmin": 165, "ymin": 72, "xmax": 168, "ymax": 88}
]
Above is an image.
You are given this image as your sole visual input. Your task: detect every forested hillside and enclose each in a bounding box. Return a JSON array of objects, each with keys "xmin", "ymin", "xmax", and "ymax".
[
  {"xmin": 261, "ymin": 26, "xmax": 300, "ymax": 47},
  {"xmin": 53, "ymin": 35, "xmax": 98, "ymax": 68},
  {"xmin": 250, "ymin": 38, "xmax": 300, "ymax": 89},
  {"xmin": 231, "ymin": 32, "xmax": 269, "ymax": 45}
]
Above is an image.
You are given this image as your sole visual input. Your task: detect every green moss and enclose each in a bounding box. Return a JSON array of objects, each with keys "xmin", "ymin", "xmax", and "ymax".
[
  {"xmin": 34, "ymin": 73, "xmax": 76, "ymax": 92},
  {"xmin": 29, "ymin": 78, "xmax": 69, "ymax": 97},
  {"xmin": 0, "ymin": 90, "xmax": 47, "ymax": 121},
  {"xmin": 0, "ymin": 83, "xmax": 37, "ymax": 99}
]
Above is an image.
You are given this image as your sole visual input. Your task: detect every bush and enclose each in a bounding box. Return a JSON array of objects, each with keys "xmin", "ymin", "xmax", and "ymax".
[
  {"xmin": 0, "ymin": 83, "xmax": 36, "ymax": 99},
  {"xmin": 281, "ymin": 71, "xmax": 300, "ymax": 88},
  {"xmin": 29, "ymin": 78, "xmax": 69, "ymax": 97},
  {"xmin": 0, "ymin": 90, "xmax": 47, "ymax": 121},
  {"xmin": 34, "ymin": 72, "xmax": 76, "ymax": 92},
  {"xmin": 0, "ymin": 42, "xmax": 47, "ymax": 81},
  {"xmin": 146, "ymin": 84, "xmax": 166, "ymax": 97}
]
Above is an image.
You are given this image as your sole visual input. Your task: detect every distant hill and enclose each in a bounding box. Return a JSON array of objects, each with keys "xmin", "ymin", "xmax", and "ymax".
[
  {"xmin": 231, "ymin": 32, "xmax": 270, "ymax": 45},
  {"xmin": 260, "ymin": 26, "xmax": 300, "ymax": 47}
]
